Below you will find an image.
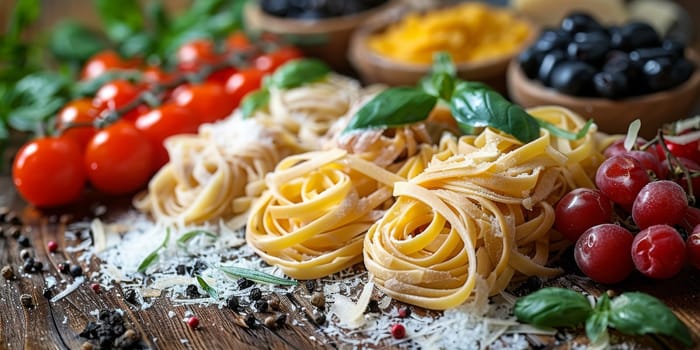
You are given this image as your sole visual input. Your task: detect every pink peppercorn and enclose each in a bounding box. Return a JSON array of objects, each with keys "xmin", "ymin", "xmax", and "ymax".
[
  {"xmin": 398, "ymin": 307, "xmax": 411, "ymax": 318},
  {"xmin": 90, "ymin": 283, "xmax": 101, "ymax": 293},
  {"xmin": 187, "ymin": 316, "xmax": 199, "ymax": 329},
  {"xmin": 391, "ymin": 323, "xmax": 405, "ymax": 339},
  {"xmin": 47, "ymin": 241, "xmax": 58, "ymax": 253}
]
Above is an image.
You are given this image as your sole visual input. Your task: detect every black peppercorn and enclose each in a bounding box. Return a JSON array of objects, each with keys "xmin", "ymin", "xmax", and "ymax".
[
  {"xmin": 268, "ymin": 293, "xmax": 281, "ymax": 310},
  {"xmin": 17, "ymin": 235, "xmax": 30, "ymax": 247},
  {"xmin": 366, "ymin": 299, "xmax": 380, "ymax": 313},
  {"xmin": 32, "ymin": 260, "xmax": 43, "ymax": 272},
  {"xmin": 175, "ymin": 264, "xmax": 187, "ymax": 275},
  {"xmin": 69, "ymin": 264, "xmax": 83, "ymax": 277},
  {"xmin": 312, "ymin": 311, "xmax": 326, "ymax": 325},
  {"xmin": 185, "ymin": 284, "xmax": 200, "ymax": 298},
  {"xmin": 58, "ymin": 262, "xmax": 71, "ymax": 274},
  {"xmin": 275, "ymin": 312, "xmax": 287, "ymax": 327},
  {"xmin": 8, "ymin": 226, "xmax": 20, "ymax": 239},
  {"xmin": 2, "ymin": 265, "xmax": 14, "ymax": 280},
  {"xmin": 310, "ymin": 292, "xmax": 325, "ymax": 309},
  {"xmin": 254, "ymin": 299, "xmax": 268, "ymax": 312},
  {"xmin": 124, "ymin": 289, "xmax": 138, "ymax": 304},
  {"xmin": 20, "ymin": 293, "xmax": 33, "ymax": 307},
  {"xmin": 23, "ymin": 259, "xmax": 34, "ymax": 273},
  {"xmin": 19, "ymin": 248, "xmax": 32, "ymax": 260},
  {"xmin": 305, "ymin": 279, "xmax": 316, "ymax": 293},
  {"xmin": 237, "ymin": 278, "xmax": 254, "ymax": 290},
  {"xmin": 225, "ymin": 295, "xmax": 239, "ymax": 310},
  {"xmin": 42, "ymin": 287, "xmax": 52, "ymax": 299},
  {"xmin": 249, "ymin": 287, "xmax": 262, "ymax": 301},
  {"xmin": 244, "ymin": 313, "xmax": 256, "ymax": 328}
]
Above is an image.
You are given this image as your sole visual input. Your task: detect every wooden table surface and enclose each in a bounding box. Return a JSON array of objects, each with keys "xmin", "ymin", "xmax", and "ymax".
[{"xmin": 1, "ymin": 156, "xmax": 700, "ymax": 350}]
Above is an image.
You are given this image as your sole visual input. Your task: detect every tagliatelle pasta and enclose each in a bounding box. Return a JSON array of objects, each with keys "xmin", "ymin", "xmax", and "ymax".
[
  {"xmin": 246, "ymin": 125, "xmax": 437, "ymax": 279},
  {"xmin": 363, "ymin": 106, "xmax": 603, "ymax": 310},
  {"xmin": 134, "ymin": 75, "xmax": 367, "ymax": 228}
]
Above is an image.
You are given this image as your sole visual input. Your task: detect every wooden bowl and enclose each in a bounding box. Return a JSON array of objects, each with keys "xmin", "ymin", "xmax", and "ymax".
[
  {"xmin": 348, "ymin": 4, "xmax": 537, "ymax": 92},
  {"xmin": 507, "ymin": 50, "xmax": 700, "ymax": 138},
  {"xmin": 244, "ymin": 1, "xmax": 398, "ymax": 73}
]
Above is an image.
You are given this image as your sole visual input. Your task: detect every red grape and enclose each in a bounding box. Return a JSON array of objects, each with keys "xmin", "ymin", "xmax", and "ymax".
[
  {"xmin": 574, "ymin": 224, "xmax": 635, "ymax": 284},
  {"xmin": 688, "ymin": 225, "xmax": 700, "ymax": 270},
  {"xmin": 603, "ymin": 137, "xmax": 647, "ymax": 158},
  {"xmin": 631, "ymin": 224, "xmax": 686, "ymax": 279},
  {"xmin": 621, "ymin": 150, "xmax": 663, "ymax": 179},
  {"xmin": 680, "ymin": 206, "xmax": 700, "ymax": 232},
  {"xmin": 631, "ymin": 180, "xmax": 688, "ymax": 229},
  {"xmin": 555, "ymin": 188, "xmax": 613, "ymax": 241},
  {"xmin": 595, "ymin": 155, "xmax": 651, "ymax": 211}
]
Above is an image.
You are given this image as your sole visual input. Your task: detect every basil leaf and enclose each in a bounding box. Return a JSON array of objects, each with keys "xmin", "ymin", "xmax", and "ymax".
[
  {"xmin": 422, "ymin": 72, "xmax": 455, "ymax": 101},
  {"xmin": 219, "ymin": 266, "xmax": 298, "ymax": 286},
  {"xmin": 176, "ymin": 230, "xmax": 217, "ymax": 249},
  {"xmin": 8, "ymin": 98, "xmax": 65, "ymax": 132},
  {"xmin": 241, "ymin": 89, "xmax": 270, "ymax": 119},
  {"xmin": 49, "ymin": 21, "xmax": 107, "ymax": 62},
  {"xmin": 136, "ymin": 228, "xmax": 171, "ymax": 273},
  {"xmin": 343, "ymin": 87, "xmax": 437, "ymax": 133},
  {"xmin": 608, "ymin": 292, "xmax": 692, "ymax": 347},
  {"xmin": 514, "ymin": 287, "xmax": 594, "ymax": 327},
  {"xmin": 94, "ymin": 0, "xmax": 144, "ymax": 43},
  {"xmin": 450, "ymin": 84, "xmax": 540, "ymax": 143},
  {"xmin": 13, "ymin": 71, "xmax": 70, "ymax": 101},
  {"xmin": 433, "ymin": 51, "xmax": 456, "ymax": 77},
  {"xmin": 586, "ymin": 311, "xmax": 609, "ymax": 344},
  {"xmin": 7, "ymin": 0, "xmax": 40, "ymax": 42},
  {"xmin": 270, "ymin": 59, "xmax": 330, "ymax": 89},
  {"xmin": 196, "ymin": 275, "xmax": 218, "ymax": 300}
]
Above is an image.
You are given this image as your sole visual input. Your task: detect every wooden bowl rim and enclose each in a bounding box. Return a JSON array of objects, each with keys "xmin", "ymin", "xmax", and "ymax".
[
  {"xmin": 507, "ymin": 48, "xmax": 700, "ymax": 107},
  {"xmin": 244, "ymin": 1, "xmax": 400, "ymax": 34},
  {"xmin": 349, "ymin": 3, "xmax": 539, "ymax": 74}
]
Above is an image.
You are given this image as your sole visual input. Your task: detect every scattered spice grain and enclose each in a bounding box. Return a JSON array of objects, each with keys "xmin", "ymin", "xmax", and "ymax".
[
  {"xmin": 2, "ymin": 265, "xmax": 14, "ymax": 280},
  {"xmin": 20, "ymin": 293, "xmax": 33, "ymax": 307},
  {"xmin": 310, "ymin": 291, "xmax": 325, "ymax": 309}
]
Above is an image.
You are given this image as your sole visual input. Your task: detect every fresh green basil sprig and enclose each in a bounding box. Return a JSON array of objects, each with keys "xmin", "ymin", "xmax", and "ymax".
[
  {"xmin": 240, "ymin": 58, "xmax": 331, "ymax": 118},
  {"xmin": 514, "ymin": 287, "xmax": 693, "ymax": 347},
  {"xmin": 343, "ymin": 52, "xmax": 592, "ymax": 143}
]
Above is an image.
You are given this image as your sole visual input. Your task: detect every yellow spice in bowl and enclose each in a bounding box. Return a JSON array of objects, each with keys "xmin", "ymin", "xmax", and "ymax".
[{"xmin": 368, "ymin": 3, "xmax": 532, "ymax": 65}]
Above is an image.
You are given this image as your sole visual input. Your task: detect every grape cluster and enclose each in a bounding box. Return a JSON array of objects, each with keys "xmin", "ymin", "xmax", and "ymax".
[{"xmin": 554, "ymin": 136, "xmax": 700, "ymax": 284}]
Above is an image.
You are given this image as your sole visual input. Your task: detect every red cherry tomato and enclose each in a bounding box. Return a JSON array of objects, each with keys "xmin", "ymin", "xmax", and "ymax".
[
  {"xmin": 84, "ymin": 121, "xmax": 155, "ymax": 195},
  {"xmin": 81, "ymin": 50, "xmax": 139, "ymax": 81},
  {"xmin": 55, "ymin": 98, "xmax": 98, "ymax": 150},
  {"xmin": 254, "ymin": 46, "xmax": 303, "ymax": 73},
  {"xmin": 12, "ymin": 136, "xmax": 86, "ymax": 207},
  {"xmin": 135, "ymin": 103, "xmax": 200, "ymax": 169},
  {"xmin": 93, "ymin": 80, "xmax": 143, "ymax": 122},
  {"xmin": 142, "ymin": 66, "xmax": 177, "ymax": 87},
  {"xmin": 225, "ymin": 31, "xmax": 254, "ymax": 53},
  {"xmin": 176, "ymin": 39, "xmax": 219, "ymax": 73},
  {"xmin": 225, "ymin": 69, "xmax": 265, "ymax": 108},
  {"xmin": 206, "ymin": 67, "xmax": 237, "ymax": 85},
  {"xmin": 173, "ymin": 82, "xmax": 236, "ymax": 124}
]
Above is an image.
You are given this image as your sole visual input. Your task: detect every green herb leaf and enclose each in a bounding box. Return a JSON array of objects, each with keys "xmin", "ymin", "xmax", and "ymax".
[
  {"xmin": 343, "ymin": 87, "xmax": 437, "ymax": 133},
  {"xmin": 94, "ymin": 0, "xmax": 144, "ymax": 43},
  {"xmin": 176, "ymin": 230, "xmax": 217, "ymax": 249},
  {"xmin": 49, "ymin": 21, "xmax": 107, "ymax": 63},
  {"xmin": 6, "ymin": 0, "xmax": 40, "ymax": 42},
  {"xmin": 13, "ymin": 71, "xmax": 70, "ymax": 101},
  {"xmin": 136, "ymin": 228, "xmax": 171, "ymax": 273},
  {"xmin": 450, "ymin": 83, "xmax": 540, "ymax": 142},
  {"xmin": 241, "ymin": 90, "xmax": 270, "ymax": 119},
  {"xmin": 536, "ymin": 118, "xmax": 594, "ymax": 141},
  {"xmin": 7, "ymin": 98, "xmax": 65, "ymax": 132},
  {"xmin": 433, "ymin": 51, "xmax": 457, "ymax": 77},
  {"xmin": 269, "ymin": 59, "xmax": 330, "ymax": 89},
  {"xmin": 608, "ymin": 292, "xmax": 692, "ymax": 347},
  {"xmin": 218, "ymin": 266, "xmax": 298, "ymax": 286},
  {"xmin": 586, "ymin": 310, "xmax": 609, "ymax": 344},
  {"xmin": 196, "ymin": 275, "xmax": 218, "ymax": 300},
  {"xmin": 514, "ymin": 287, "xmax": 594, "ymax": 328}
]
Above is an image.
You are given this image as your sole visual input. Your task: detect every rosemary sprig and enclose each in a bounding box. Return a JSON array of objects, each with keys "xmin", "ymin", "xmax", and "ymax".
[
  {"xmin": 196, "ymin": 274, "xmax": 218, "ymax": 300},
  {"xmin": 136, "ymin": 227, "xmax": 170, "ymax": 273},
  {"xmin": 218, "ymin": 266, "xmax": 298, "ymax": 286},
  {"xmin": 176, "ymin": 230, "xmax": 217, "ymax": 250}
]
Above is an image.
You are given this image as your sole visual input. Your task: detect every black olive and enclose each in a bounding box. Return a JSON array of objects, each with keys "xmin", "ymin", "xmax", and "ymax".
[
  {"xmin": 670, "ymin": 58, "xmax": 695, "ymax": 88},
  {"xmin": 538, "ymin": 50, "xmax": 566, "ymax": 86},
  {"xmin": 643, "ymin": 57, "xmax": 675, "ymax": 92},
  {"xmin": 629, "ymin": 48, "xmax": 675, "ymax": 64},
  {"xmin": 662, "ymin": 39, "xmax": 686, "ymax": 60},
  {"xmin": 533, "ymin": 29, "xmax": 571, "ymax": 53},
  {"xmin": 549, "ymin": 61, "xmax": 596, "ymax": 96},
  {"xmin": 261, "ymin": 0, "xmax": 290, "ymax": 17},
  {"xmin": 560, "ymin": 12, "xmax": 603, "ymax": 34},
  {"xmin": 593, "ymin": 71, "xmax": 628, "ymax": 99},
  {"xmin": 567, "ymin": 32, "xmax": 610, "ymax": 66},
  {"xmin": 611, "ymin": 22, "xmax": 660, "ymax": 51},
  {"xmin": 518, "ymin": 47, "xmax": 544, "ymax": 79}
]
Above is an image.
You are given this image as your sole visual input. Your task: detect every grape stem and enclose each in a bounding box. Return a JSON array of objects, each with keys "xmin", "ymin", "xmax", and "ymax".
[{"xmin": 657, "ymin": 130, "xmax": 696, "ymax": 206}]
